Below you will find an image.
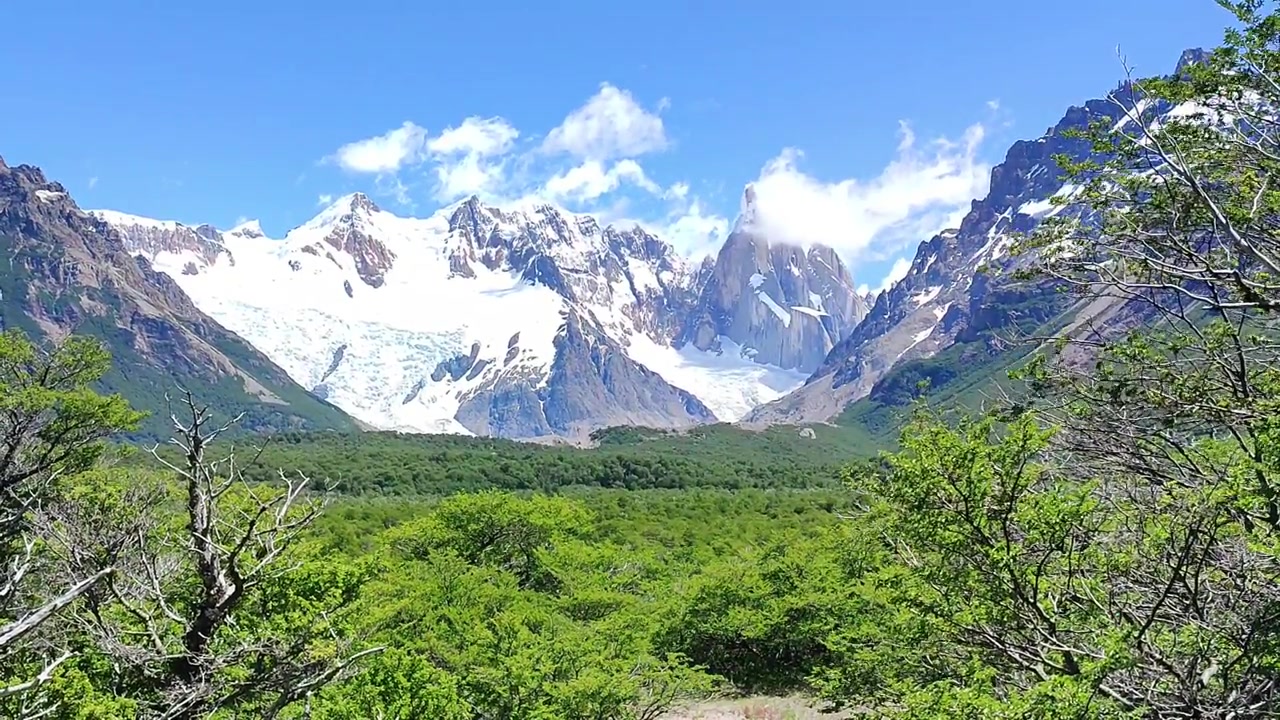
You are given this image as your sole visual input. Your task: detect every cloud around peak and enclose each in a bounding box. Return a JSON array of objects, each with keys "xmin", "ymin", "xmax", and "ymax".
[
  {"xmin": 326, "ymin": 83, "xmax": 672, "ymax": 204},
  {"xmin": 745, "ymin": 121, "xmax": 989, "ymax": 261},
  {"xmin": 425, "ymin": 116, "xmax": 520, "ymax": 202},
  {"xmin": 320, "ymin": 83, "xmax": 996, "ymax": 288}
]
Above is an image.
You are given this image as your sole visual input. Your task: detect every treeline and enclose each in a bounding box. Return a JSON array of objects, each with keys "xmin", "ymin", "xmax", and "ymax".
[
  {"xmin": 0, "ymin": 322, "xmax": 871, "ymax": 719},
  {"xmin": 133, "ymin": 426, "xmax": 859, "ymax": 496}
]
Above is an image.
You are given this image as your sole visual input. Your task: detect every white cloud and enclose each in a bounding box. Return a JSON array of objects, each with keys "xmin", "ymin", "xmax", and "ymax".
[
  {"xmin": 542, "ymin": 159, "xmax": 660, "ymax": 202},
  {"xmin": 541, "ymin": 83, "xmax": 668, "ymax": 161},
  {"xmin": 317, "ymin": 193, "xmax": 334, "ymax": 206},
  {"xmin": 331, "ymin": 121, "xmax": 429, "ymax": 174},
  {"xmin": 431, "ymin": 158, "xmax": 510, "ymax": 202},
  {"xmin": 318, "ymin": 88, "xmax": 994, "ymax": 276},
  {"xmin": 745, "ymin": 121, "xmax": 991, "ymax": 262},
  {"xmin": 427, "ymin": 116, "xmax": 518, "ymax": 156},
  {"xmin": 425, "ymin": 116, "xmax": 519, "ymax": 202},
  {"xmin": 603, "ymin": 198, "xmax": 728, "ymax": 261},
  {"xmin": 375, "ymin": 175, "xmax": 414, "ymax": 208},
  {"xmin": 878, "ymin": 257, "xmax": 912, "ymax": 292},
  {"xmin": 87, "ymin": 176, "xmax": 98, "ymax": 189},
  {"xmin": 656, "ymin": 199, "xmax": 729, "ymax": 259}
]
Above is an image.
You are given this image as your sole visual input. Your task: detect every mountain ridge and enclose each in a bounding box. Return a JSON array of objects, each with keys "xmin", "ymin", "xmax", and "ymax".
[
  {"xmin": 93, "ymin": 189, "xmax": 846, "ymax": 440},
  {"xmin": 0, "ymin": 157, "xmax": 359, "ymax": 439},
  {"xmin": 746, "ymin": 48, "xmax": 1206, "ymax": 431}
]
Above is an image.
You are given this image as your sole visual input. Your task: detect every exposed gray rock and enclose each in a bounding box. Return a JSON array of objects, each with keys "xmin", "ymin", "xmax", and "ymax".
[
  {"xmin": 92, "ymin": 211, "xmax": 234, "ymax": 271},
  {"xmin": 746, "ymin": 53, "xmax": 1197, "ymax": 426},
  {"xmin": 680, "ymin": 185, "xmax": 868, "ymax": 374},
  {"xmin": 455, "ymin": 311, "xmax": 715, "ymax": 440},
  {"xmin": 314, "ymin": 193, "xmax": 396, "ymax": 288}
]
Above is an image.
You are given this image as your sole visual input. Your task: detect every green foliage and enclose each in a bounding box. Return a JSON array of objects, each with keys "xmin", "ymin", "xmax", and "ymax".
[
  {"xmin": 308, "ymin": 648, "xmax": 471, "ymax": 720},
  {"xmin": 130, "ymin": 423, "xmax": 868, "ymax": 498},
  {"xmin": 0, "ymin": 330, "xmax": 147, "ymax": 718},
  {"xmin": 83, "ymin": 312, "xmax": 355, "ymax": 441},
  {"xmin": 386, "ymin": 492, "xmax": 594, "ymax": 591},
  {"xmin": 656, "ymin": 523, "xmax": 881, "ymax": 695},
  {"xmin": 826, "ymin": 18, "xmax": 1280, "ymax": 705},
  {"xmin": 304, "ymin": 491, "xmax": 815, "ymax": 719},
  {"xmin": 0, "ymin": 329, "xmax": 145, "ymax": 475}
]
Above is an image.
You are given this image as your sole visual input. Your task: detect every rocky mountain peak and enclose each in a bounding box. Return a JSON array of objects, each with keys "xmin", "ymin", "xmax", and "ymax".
[
  {"xmin": 228, "ymin": 219, "xmax": 265, "ymax": 239},
  {"xmin": 304, "ymin": 192, "xmax": 383, "ymax": 232},
  {"xmin": 348, "ymin": 192, "xmax": 379, "ymax": 214},
  {"xmin": 735, "ymin": 184, "xmax": 760, "ymax": 231},
  {"xmin": 1, "ymin": 159, "xmax": 206, "ymax": 344},
  {"xmin": 89, "ymin": 209, "xmax": 231, "ymax": 274},
  {"xmin": 1176, "ymin": 47, "xmax": 1210, "ymax": 74},
  {"xmin": 748, "ymin": 48, "xmax": 1203, "ymax": 428},
  {"xmin": 84, "ymin": 164, "xmax": 888, "ymax": 437},
  {"xmin": 447, "ymin": 195, "xmax": 494, "ymax": 231},
  {"xmin": 306, "ymin": 205, "xmax": 396, "ymax": 290},
  {"xmin": 1, "ymin": 159, "xmax": 357, "ymax": 436},
  {"xmin": 680, "ymin": 198, "xmax": 869, "ymax": 374},
  {"xmin": 441, "ymin": 197, "xmax": 523, "ymax": 278},
  {"xmin": 1, "ymin": 162, "xmax": 53, "ymax": 195}
]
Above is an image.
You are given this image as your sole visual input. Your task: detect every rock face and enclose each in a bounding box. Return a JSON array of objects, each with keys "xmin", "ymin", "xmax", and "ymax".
[
  {"xmin": 92, "ymin": 192, "xmax": 742, "ymax": 440},
  {"xmin": 746, "ymin": 50, "xmax": 1201, "ymax": 427},
  {"xmin": 313, "ymin": 194, "xmax": 397, "ymax": 288},
  {"xmin": 455, "ymin": 311, "xmax": 714, "ymax": 439},
  {"xmin": 94, "ymin": 209, "xmax": 234, "ymax": 270},
  {"xmin": 91, "ymin": 174, "xmax": 876, "ymax": 440},
  {"xmin": 681, "ymin": 186, "xmax": 869, "ymax": 373},
  {"xmin": 440, "ymin": 197, "xmax": 702, "ymax": 346},
  {"xmin": 0, "ymin": 158, "xmax": 358, "ymax": 439}
]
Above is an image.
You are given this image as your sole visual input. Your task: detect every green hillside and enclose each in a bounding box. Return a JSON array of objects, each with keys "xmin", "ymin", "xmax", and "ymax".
[{"xmin": 834, "ymin": 280, "xmax": 1083, "ymax": 447}]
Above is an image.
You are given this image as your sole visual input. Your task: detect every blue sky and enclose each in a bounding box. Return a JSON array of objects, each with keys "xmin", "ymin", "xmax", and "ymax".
[{"xmin": 1, "ymin": 0, "xmax": 1228, "ymax": 290}]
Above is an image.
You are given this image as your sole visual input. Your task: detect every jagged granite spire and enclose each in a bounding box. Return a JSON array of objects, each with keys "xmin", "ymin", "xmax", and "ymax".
[{"xmin": 734, "ymin": 184, "xmax": 760, "ymax": 232}]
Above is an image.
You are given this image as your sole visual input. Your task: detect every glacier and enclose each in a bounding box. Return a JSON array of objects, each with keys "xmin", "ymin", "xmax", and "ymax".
[{"xmin": 93, "ymin": 195, "xmax": 809, "ymax": 435}]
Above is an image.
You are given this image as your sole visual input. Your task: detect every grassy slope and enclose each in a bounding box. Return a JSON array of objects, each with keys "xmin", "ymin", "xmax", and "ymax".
[{"xmin": 833, "ymin": 285, "xmax": 1083, "ymax": 449}]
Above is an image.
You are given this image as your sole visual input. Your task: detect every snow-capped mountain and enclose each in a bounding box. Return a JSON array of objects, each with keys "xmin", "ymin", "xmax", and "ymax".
[
  {"xmin": 681, "ymin": 185, "xmax": 869, "ymax": 374},
  {"xmin": 96, "ymin": 191, "xmax": 844, "ymax": 439},
  {"xmin": 0, "ymin": 159, "xmax": 356, "ymax": 440},
  {"xmin": 746, "ymin": 48, "xmax": 1208, "ymax": 426}
]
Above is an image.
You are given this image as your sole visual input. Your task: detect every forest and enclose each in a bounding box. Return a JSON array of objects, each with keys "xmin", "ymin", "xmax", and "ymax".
[{"xmin": 5, "ymin": 3, "xmax": 1280, "ymax": 718}]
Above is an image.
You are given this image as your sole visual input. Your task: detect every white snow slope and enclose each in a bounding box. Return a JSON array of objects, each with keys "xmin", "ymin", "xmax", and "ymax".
[{"xmin": 93, "ymin": 195, "xmax": 805, "ymax": 434}]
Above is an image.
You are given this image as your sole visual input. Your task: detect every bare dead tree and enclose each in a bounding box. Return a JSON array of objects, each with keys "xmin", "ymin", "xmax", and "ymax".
[{"xmin": 39, "ymin": 389, "xmax": 380, "ymax": 719}]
